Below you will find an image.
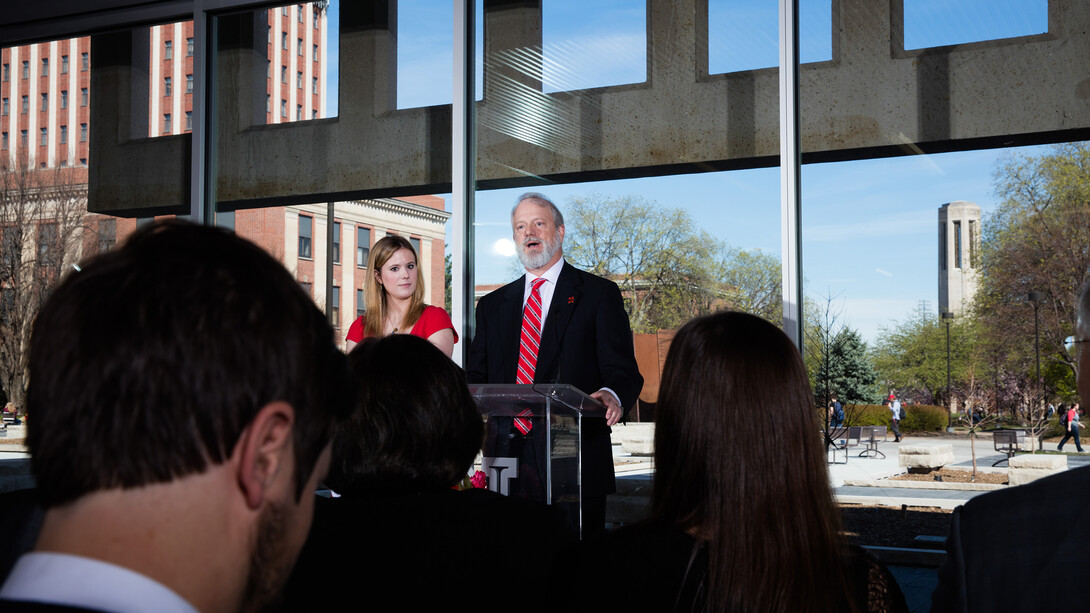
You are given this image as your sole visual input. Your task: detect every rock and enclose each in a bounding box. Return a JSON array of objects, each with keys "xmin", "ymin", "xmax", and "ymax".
[
  {"xmin": 618, "ymin": 423, "xmax": 655, "ymax": 456},
  {"xmin": 1008, "ymin": 454, "xmax": 1067, "ymax": 486},
  {"xmin": 898, "ymin": 444, "xmax": 955, "ymax": 472}
]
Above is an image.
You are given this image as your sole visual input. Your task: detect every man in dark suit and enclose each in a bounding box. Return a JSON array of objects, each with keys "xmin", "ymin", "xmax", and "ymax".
[
  {"xmin": 467, "ymin": 192, "xmax": 643, "ymax": 536},
  {"xmin": 930, "ymin": 278, "xmax": 1090, "ymax": 612},
  {"xmin": 0, "ymin": 222, "xmax": 354, "ymax": 613}
]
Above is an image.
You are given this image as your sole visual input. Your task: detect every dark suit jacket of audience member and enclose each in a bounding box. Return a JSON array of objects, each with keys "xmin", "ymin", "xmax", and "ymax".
[
  {"xmin": 931, "ymin": 464, "xmax": 1090, "ymax": 612},
  {"xmin": 279, "ymin": 488, "xmax": 573, "ymax": 612},
  {"xmin": 466, "ymin": 262, "xmax": 644, "ymax": 498},
  {"xmin": 0, "ymin": 488, "xmax": 44, "ymax": 586}
]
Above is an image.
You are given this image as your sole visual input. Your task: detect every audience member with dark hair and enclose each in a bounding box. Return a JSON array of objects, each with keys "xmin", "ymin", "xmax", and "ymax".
[
  {"xmin": 0, "ymin": 221, "xmax": 355, "ymax": 613},
  {"xmin": 566, "ymin": 311, "xmax": 907, "ymax": 612},
  {"xmin": 280, "ymin": 334, "xmax": 570, "ymax": 612},
  {"xmin": 931, "ymin": 278, "xmax": 1090, "ymax": 611}
]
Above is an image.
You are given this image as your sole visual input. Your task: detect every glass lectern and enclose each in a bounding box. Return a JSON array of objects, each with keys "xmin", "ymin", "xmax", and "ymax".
[{"xmin": 469, "ymin": 384, "xmax": 605, "ymax": 539}]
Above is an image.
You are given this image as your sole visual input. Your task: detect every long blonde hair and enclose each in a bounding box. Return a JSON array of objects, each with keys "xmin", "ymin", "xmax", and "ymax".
[{"xmin": 363, "ymin": 235, "xmax": 426, "ymax": 338}]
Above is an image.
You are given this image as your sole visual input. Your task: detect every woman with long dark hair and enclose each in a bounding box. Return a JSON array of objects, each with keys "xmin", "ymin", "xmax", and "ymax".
[{"xmin": 571, "ymin": 311, "xmax": 906, "ymax": 612}]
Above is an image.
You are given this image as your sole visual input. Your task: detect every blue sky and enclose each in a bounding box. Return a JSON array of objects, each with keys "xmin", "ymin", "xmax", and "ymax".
[{"xmin": 323, "ymin": 0, "xmax": 1052, "ymax": 343}]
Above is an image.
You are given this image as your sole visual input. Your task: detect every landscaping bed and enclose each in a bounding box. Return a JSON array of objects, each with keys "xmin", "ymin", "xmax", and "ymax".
[
  {"xmin": 840, "ymin": 504, "xmax": 953, "ymax": 549},
  {"xmin": 890, "ymin": 468, "xmax": 1007, "ymax": 485}
]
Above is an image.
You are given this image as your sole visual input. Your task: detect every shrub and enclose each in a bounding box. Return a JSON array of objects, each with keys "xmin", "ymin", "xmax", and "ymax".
[
  {"xmin": 843, "ymin": 404, "xmax": 947, "ymax": 432},
  {"xmin": 843, "ymin": 405, "xmax": 890, "ymax": 427},
  {"xmin": 1043, "ymin": 416, "xmax": 1067, "ymax": 439},
  {"xmin": 901, "ymin": 405, "xmax": 948, "ymax": 432}
]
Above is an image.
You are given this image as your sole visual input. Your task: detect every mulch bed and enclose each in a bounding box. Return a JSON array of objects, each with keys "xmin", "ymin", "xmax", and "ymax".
[
  {"xmin": 840, "ymin": 504, "xmax": 953, "ymax": 548},
  {"xmin": 890, "ymin": 468, "xmax": 1007, "ymax": 485}
]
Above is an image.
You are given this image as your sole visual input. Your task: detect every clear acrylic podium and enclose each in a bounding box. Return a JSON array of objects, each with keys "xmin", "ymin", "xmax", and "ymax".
[{"xmin": 469, "ymin": 384, "xmax": 606, "ymax": 539}]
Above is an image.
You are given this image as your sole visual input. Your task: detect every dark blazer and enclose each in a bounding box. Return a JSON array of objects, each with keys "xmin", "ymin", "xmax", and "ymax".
[
  {"xmin": 279, "ymin": 490, "xmax": 572, "ymax": 613},
  {"xmin": 466, "ymin": 262, "xmax": 643, "ymax": 497},
  {"xmin": 931, "ymin": 465, "xmax": 1090, "ymax": 612}
]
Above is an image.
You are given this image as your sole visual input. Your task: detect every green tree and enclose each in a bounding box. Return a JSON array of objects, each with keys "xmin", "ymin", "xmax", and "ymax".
[
  {"xmin": 975, "ymin": 142, "xmax": 1090, "ymax": 396},
  {"xmin": 804, "ymin": 294, "xmax": 878, "ymax": 409},
  {"xmin": 720, "ymin": 247, "xmax": 782, "ymax": 327},
  {"xmin": 824, "ymin": 329, "xmax": 879, "ymax": 404},
  {"xmin": 871, "ymin": 311, "xmax": 980, "ymax": 406},
  {"xmin": 444, "ymin": 250, "xmax": 452, "ymax": 312}
]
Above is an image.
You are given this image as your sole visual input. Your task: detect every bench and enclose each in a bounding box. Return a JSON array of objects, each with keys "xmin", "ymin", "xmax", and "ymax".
[
  {"xmin": 858, "ymin": 426, "xmax": 887, "ymax": 459},
  {"xmin": 826, "ymin": 427, "xmax": 851, "ymax": 464},
  {"xmin": 992, "ymin": 429, "xmax": 1028, "ymax": 466}
]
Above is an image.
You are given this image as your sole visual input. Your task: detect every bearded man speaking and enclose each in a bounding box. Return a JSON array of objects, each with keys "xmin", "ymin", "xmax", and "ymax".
[{"xmin": 466, "ymin": 192, "xmax": 643, "ymax": 537}]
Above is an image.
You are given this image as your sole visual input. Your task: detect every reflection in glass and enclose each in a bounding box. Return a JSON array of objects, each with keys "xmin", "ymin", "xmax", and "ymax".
[
  {"xmin": 0, "ymin": 36, "xmax": 136, "ymax": 414},
  {"xmin": 903, "ymin": 0, "xmax": 1047, "ymax": 50},
  {"xmin": 708, "ymin": 0, "xmax": 831, "ymax": 74},
  {"xmin": 541, "ymin": 0, "xmax": 646, "ymax": 92}
]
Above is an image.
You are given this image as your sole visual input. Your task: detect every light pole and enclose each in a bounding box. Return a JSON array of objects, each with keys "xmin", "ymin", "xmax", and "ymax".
[
  {"xmin": 942, "ymin": 311, "xmax": 955, "ymax": 432},
  {"xmin": 1029, "ymin": 292, "xmax": 1045, "ymax": 421}
]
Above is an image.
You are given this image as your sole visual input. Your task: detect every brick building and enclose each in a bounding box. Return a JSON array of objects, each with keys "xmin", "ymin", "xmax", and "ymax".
[{"xmin": 1, "ymin": 3, "xmax": 451, "ymax": 351}]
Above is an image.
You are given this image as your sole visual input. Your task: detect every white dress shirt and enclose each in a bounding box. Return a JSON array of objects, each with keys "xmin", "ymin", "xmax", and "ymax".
[
  {"xmin": 521, "ymin": 257, "xmax": 565, "ymax": 331},
  {"xmin": 522, "ymin": 258, "xmax": 620, "ymax": 408},
  {"xmin": 0, "ymin": 552, "xmax": 198, "ymax": 613}
]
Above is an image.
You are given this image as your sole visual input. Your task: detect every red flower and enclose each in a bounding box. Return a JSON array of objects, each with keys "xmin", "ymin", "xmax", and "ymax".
[{"xmin": 470, "ymin": 470, "xmax": 487, "ymax": 489}]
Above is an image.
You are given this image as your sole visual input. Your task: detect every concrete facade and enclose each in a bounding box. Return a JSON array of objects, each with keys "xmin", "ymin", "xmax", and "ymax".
[
  {"xmin": 937, "ymin": 201, "xmax": 981, "ymax": 316},
  {"xmin": 83, "ymin": 0, "xmax": 1090, "ymax": 215}
]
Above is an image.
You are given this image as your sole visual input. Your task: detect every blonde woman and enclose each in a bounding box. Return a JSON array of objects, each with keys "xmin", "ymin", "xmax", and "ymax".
[{"xmin": 345, "ymin": 235, "xmax": 456, "ymax": 357}]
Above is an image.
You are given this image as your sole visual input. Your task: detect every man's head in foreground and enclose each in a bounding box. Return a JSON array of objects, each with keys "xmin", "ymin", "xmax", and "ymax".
[{"xmin": 21, "ymin": 221, "xmax": 354, "ymax": 613}]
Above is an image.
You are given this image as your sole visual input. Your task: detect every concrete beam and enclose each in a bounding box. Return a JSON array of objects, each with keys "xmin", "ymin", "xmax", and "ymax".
[{"xmin": 89, "ymin": 0, "xmax": 1090, "ymax": 214}]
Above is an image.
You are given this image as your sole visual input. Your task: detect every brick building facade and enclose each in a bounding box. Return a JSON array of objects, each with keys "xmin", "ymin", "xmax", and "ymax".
[{"xmin": 1, "ymin": 3, "xmax": 451, "ymax": 351}]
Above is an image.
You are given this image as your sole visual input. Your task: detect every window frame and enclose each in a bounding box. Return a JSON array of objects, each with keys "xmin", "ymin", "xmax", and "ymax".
[{"xmin": 298, "ymin": 214, "xmax": 313, "ymax": 259}]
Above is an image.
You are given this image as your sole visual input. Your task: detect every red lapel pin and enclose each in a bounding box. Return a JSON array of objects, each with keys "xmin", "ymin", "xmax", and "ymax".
[{"xmin": 567, "ymin": 296, "xmax": 575, "ymax": 304}]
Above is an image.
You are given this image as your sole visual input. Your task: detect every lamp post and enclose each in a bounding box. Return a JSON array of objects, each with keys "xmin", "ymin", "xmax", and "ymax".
[
  {"xmin": 942, "ymin": 311, "xmax": 955, "ymax": 432},
  {"xmin": 1028, "ymin": 292, "xmax": 1044, "ymax": 421}
]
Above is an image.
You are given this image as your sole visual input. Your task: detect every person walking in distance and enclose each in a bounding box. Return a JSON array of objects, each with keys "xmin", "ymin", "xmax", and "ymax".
[
  {"xmin": 889, "ymin": 393, "xmax": 902, "ymax": 442},
  {"xmin": 1058, "ymin": 402, "xmax": 1084, "ymax": 453}
]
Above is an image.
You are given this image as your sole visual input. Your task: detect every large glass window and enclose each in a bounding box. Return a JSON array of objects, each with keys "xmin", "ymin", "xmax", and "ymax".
[{"xmin": 4, "ymin": 0, "xmax": 1080, "ymax": 439}]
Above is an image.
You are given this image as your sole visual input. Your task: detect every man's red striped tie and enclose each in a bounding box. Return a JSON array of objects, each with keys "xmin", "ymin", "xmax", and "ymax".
[{"xmin": 514, "ymin": 277, "xmax": 546, "ymax": 434}]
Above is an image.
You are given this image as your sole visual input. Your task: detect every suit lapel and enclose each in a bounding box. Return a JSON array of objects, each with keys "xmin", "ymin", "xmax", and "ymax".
[
  {"xmin": 536, "ymin": 263, "xmax": 583, "ymax": 382},
  {"xmin": 500, "ymin": 277, "xmax": 525, "ymax": 383}
]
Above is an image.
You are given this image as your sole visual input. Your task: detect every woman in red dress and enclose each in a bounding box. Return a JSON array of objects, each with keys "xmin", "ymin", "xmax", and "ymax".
[{"xmin": 345, "ymin": 235, "xmax": 456, "ymax": 357}]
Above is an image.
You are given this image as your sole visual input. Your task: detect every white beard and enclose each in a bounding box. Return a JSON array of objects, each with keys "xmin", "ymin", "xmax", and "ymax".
[{"xmin": 517, "ymin": 234, "xmax": 561, "ymax": 270}]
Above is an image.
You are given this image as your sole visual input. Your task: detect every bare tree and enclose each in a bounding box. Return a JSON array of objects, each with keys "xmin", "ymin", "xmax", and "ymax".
[
  {"xmin": 564, "ymin": 194, "xmax": 783, "ymax": 334},
  {"xmin": 957, "ymin": 411, "xmax": 998, "ymax": 482},
  {"xmin": 564, "ymin": 194, "xmax": 726, "ymax": 333},
  {"xmin": 0, "ymin": 158, "xmax": 88, "ymax": 411}
]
